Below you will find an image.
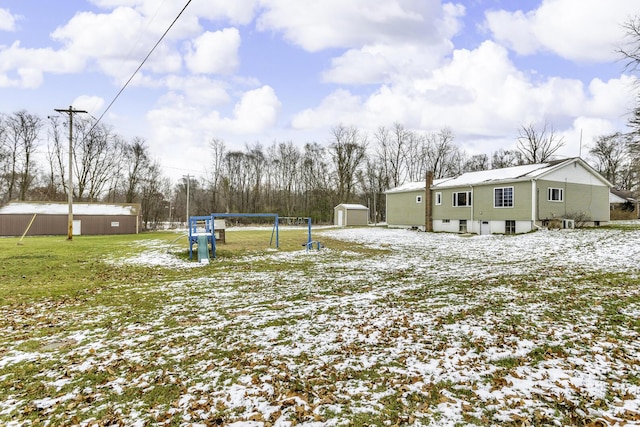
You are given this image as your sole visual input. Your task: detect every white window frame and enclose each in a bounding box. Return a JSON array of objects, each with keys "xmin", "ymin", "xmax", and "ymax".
[
  {"xmin": 505, "ymin": 220, "xmax": 516, "ymax": 234},
  {"xmin": 494, "ymin": 186, "xmax": 514, "ymax": 208},
  {"xmin": 548, "ymin": 187, "xmax": 564, "ymax": 202},
  {"xmin": 442, "ymin": 219, "xmax": 450, "ymax": 224},
  {"xmin": 452, "ymin": 191, "xmax": 472, "ymax": 207},
  {"xmin": 416, "ymin": 195, "xmax": 423, "ymax": 204},
  {"xmin": 435, "ymin": 192, "xmax": 442, "ymax": 206}
]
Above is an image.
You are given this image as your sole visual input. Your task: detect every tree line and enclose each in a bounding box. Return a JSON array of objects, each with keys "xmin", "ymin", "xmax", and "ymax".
[{"xmin": 1, "ymin": 110, "xmax": 639, "ymax": 228}]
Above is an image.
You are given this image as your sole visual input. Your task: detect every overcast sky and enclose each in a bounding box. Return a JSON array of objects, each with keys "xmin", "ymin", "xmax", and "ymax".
[{"xmin": 0, "ymin": 0, "xmax": 638, "ymax": 181}]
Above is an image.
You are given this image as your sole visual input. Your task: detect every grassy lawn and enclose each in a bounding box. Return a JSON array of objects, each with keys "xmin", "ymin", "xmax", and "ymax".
[{"xmin": 0, "ymin": 225, "xmax": 639, "ymax": 426}]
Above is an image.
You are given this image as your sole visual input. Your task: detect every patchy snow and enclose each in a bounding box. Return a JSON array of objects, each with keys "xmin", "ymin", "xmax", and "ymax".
[{"xmin": 1, "ymin": 225, "xmax": 640, "ymax": 425}]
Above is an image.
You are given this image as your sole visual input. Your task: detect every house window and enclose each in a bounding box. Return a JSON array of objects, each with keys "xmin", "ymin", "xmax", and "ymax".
[
  {"xmin": 548, "ymin": 187, "xmax": 564, "ymax": 202},
  {"xmin": 416, "ymin": 195, "xmax": 423, "ymax": 204},
  {"xmin": 442, "ymin": 219, "xmax": 450, "ymax": 224},
  {"xmin": 453, "ymin": 191, "xmax": 472, "ymax": 207},
  {"xmin": 459, "ymin": 219, "xmax": 467, "ymax": 233},
  {"xmin": 435, "ymin": 192, "xmax": 442, "ymax": 205},
  {"xmin": 494, "ymin": 187, "xmax": 514, "ymax": 208},
  {"xmin": 505, "ymin": 220, "xmax": 516, "ymax": 234}
]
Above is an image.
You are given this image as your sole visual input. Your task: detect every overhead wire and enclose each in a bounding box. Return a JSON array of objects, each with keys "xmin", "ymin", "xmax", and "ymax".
[{"xmin": 87, "ymin": 0, "xmax": 193, "ymax": 134}]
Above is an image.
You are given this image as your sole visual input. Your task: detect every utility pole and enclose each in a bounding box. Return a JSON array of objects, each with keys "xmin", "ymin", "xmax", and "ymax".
[
  {"xmin": 54, "ymin": 106, "xmax": 87, "ymax": 240},
  {"xmin": 184, "ymin": 174, "xmax": 190, "ymax": 229}
]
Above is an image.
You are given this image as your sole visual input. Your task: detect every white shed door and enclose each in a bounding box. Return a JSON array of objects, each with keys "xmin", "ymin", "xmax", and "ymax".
[
  {"xmin": 73, "ymin": 220, "xmax": 82, "ymax": 235},
  {"xmin": 337, "ymin": 210, "xmax": 344, "ymax": 226}
]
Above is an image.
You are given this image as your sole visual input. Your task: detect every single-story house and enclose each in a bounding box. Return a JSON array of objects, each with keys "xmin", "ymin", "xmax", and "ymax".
[
  {"xmin": 0, "ymin": 201, "xmax": 141, "ymax": 236},
  {"xmin": 385, "ymin": 157, "xmax": 612, "ymax": 234},
  {"xmin": 610, "ymin": 189, "xmax": 639, "ymax": 218},
  {"xmin": 334, "ymin": 203, "xmax": 369, "ymax": 226}
]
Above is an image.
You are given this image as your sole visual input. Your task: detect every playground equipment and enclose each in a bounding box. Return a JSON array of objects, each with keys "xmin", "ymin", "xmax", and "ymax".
[
  {"xmin": 188, "ymin": 216, "xmax": 215, "ymax": 262},
  {"xmin": 284, "ymin": 217, "xmax": 322, "ymax": 251},
  {"xmin": 188, "ymin": 213, "xmax": 321, "ymax": 260}
]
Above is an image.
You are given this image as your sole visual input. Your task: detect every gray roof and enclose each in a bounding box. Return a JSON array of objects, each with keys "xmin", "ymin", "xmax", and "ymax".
[{"xmin": 386, "ymin": 158, "xmax": 612, "ymax": 193}]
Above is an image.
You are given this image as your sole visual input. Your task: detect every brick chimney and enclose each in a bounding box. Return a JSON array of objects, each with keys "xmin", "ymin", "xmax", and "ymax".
[{"xmin": 425, "ymin": 171, "xmax": 433, "ymax": 232}]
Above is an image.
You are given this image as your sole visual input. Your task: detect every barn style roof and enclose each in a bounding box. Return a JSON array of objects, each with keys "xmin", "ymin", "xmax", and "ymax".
[{"xmin": 0, "ymin": 201, "xmax": 140, "ymax": 216}]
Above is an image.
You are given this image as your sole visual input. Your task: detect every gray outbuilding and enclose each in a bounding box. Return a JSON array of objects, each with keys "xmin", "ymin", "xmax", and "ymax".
[{"xmin": 334, "ymin": 203, "xmax": 369, "ymax": 226}]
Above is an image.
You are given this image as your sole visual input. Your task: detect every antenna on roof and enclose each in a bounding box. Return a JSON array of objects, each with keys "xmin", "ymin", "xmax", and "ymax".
[{"xmin": 579, "ymin": 128, "xmax": 583, "ymax": 158}]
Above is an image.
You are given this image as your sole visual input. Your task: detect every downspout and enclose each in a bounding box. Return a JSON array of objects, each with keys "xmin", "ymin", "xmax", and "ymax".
[
  {"xmin": 425, "ymin": 171, "xmax": 433, "ymax": 232},
  {"xmin": 532, "ymin": 179, "xmax": 542, "ymax": 230},
  {"xmin": 469, "ymin": 185, "xmax": 474, "ymax": 233}
]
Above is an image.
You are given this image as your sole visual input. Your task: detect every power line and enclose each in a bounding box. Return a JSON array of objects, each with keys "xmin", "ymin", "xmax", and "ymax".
[{"xmin": 89, "ymin": 0, "xmax": 193, "ymax": 132}]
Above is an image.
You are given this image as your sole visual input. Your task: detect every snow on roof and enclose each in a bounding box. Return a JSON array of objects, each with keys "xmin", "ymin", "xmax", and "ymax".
[
  {"xmin": 336, "ymin": 204, "xmax": 369, "ymax": 210},
  {"xmin": 432, "ymin": 159, "xmax": 572, "ymax": 189},
  {"xmin": 385, "ymin": 178, "xmax": 450, "ymax": 194},
  {"xmin": 0, "ymin": 202, "xmax": 139, "ymax": 216}
]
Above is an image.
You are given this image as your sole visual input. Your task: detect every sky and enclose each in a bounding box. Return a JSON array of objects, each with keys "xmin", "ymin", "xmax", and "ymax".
[{"xmin": 0, "ymin": 0, "xmax": 639, "ymax": 181}]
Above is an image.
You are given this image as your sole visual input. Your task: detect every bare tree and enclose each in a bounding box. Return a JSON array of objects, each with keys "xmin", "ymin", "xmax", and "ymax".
[
  {"xmin": 3, "ymin": 111, "xmax": 42, "ymax": 201},
  {"xmin": 618, "ymin": 16, "xmax": 640, "ymax": 78},
  {"xmin": 491, "ymin": 148, "xmax": 525, "ymax": 169},
  {"xmin": 301, "ymin": 142, "xmax": 332, "ymax": 221},
  {"xmin": 589, "ymin": 133, "xmax": 631, "ymax": 188},
  {"xmin": 329, "ymin": 124, "xmax": 368, "ymax": 203},
  {"xmin": 0, "ymin": 114, "xmax": 8, "ymax": 202},
  {"xmin": 269, "ymin": 141, "xmax": 301, "ymax": 216},
  {"xmin": 516, "ymin": 122, "xmax": 565, "ymax": 163},
  {"xmin": 123, "ymin": 137, "xmax": 150, "ymax": 203},
  {"xmin": 424, "ymin": 127, "xmax": 463, "ymax": 179},
  {"xmin": 139, "ymin": 160, "xmax": 170, "ymax": 229},
  {"xmin": 463, "ymin": 154, "xmax": 489, "ymax": 172},
  {"xmin": 73, "ymin": 119, "xmax": 124, "ymax": 201},
  {"xmin": 206, "ymin": 138, "xmax": 226, "ymax": 212},
  {"xmin": 375, "ymin": 123, "xmax": 409, "ymax": 188}
]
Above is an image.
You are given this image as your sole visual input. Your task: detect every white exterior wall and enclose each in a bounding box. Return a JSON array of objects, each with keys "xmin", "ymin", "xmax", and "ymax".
[
  {"xmin": 542, "ymin": 162, "xmax": 608, "ymax": 186},
  {"xmin": 433, "ymin": 220, "xmax": 463, "ymax": 233},
  {"xmin": 435, "ymin": 219, "xmax": 534, "ymax": 234}
]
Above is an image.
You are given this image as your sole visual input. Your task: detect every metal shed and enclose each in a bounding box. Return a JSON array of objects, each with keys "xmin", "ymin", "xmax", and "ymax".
[
  {"xmin": 0, "ymin": 201, "xmax": 141, "ymax": 236},
  {"xmin": 334, "ymin": 204, "xmax": 369, "ymax": 226}
]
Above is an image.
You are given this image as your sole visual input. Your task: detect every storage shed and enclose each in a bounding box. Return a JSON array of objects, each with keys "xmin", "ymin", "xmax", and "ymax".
[
  {"xmin": 334, "ymin": 204, "xmax": 369, "ymax": 226},
  {"xmin": 0, "ymin": 201, "xmax": 141, "ymax": 236}
]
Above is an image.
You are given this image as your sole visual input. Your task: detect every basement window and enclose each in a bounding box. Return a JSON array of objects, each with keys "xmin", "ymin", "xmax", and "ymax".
[
  {"xmin": 505, "ymin": 220, "xmax": 516, "ymax": 234},
  {"xmin": 442, "ymin": 219, "xmax": 450, "ymax": 224}
]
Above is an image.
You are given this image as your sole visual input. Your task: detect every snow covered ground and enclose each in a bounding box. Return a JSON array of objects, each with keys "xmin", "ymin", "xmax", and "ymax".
[{"xmin": 1, "ymin": 225, "xmax": 639, "ymax": 426}]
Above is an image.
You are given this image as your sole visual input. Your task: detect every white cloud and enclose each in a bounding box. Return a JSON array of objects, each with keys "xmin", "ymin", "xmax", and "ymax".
[
  {"xmin": 51, "ymin": 7, "xmax": 185, "ymax": 81},
  {"xmin": 257, "ymin": 0, "xmax": 448, "ymax": 52},
  {"xmin": 185, "ymin": 28, "xmax": 240, "ymax": 75},
  {"xmin": 291, "ymin": 40, "xmax": 636, "ymax": 157},
  {"xmin": 72, "ymin": 95, "xmax": 105, "ymax": 115},
  {"xmin": 164, "ymin": 75, "xmax": 231, "ymax": 106},
  {"xmin": 149, "ymin": 85, "xmax": 281, "ymax": 145},
  {"xmin": 485, "ymin": 0, "xmax": 638, "ymax": 62},
  {"xmin": 0, "ymin": 8, "xmax": 18, "ymax": 31},
  {"xmin": 208, "ymin": 85, "xmax": 281, "ymax": 133},
  {"xmin": 90, "ymin": 0, "xmax": 258, "ymax": 25},
  {"xmin": 322, "ymin": 42, "xmax": 451, "ymax": 85},
  {"xmin": 0, "ymin": 41, "xmax": 86, "ymax": 88}
]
